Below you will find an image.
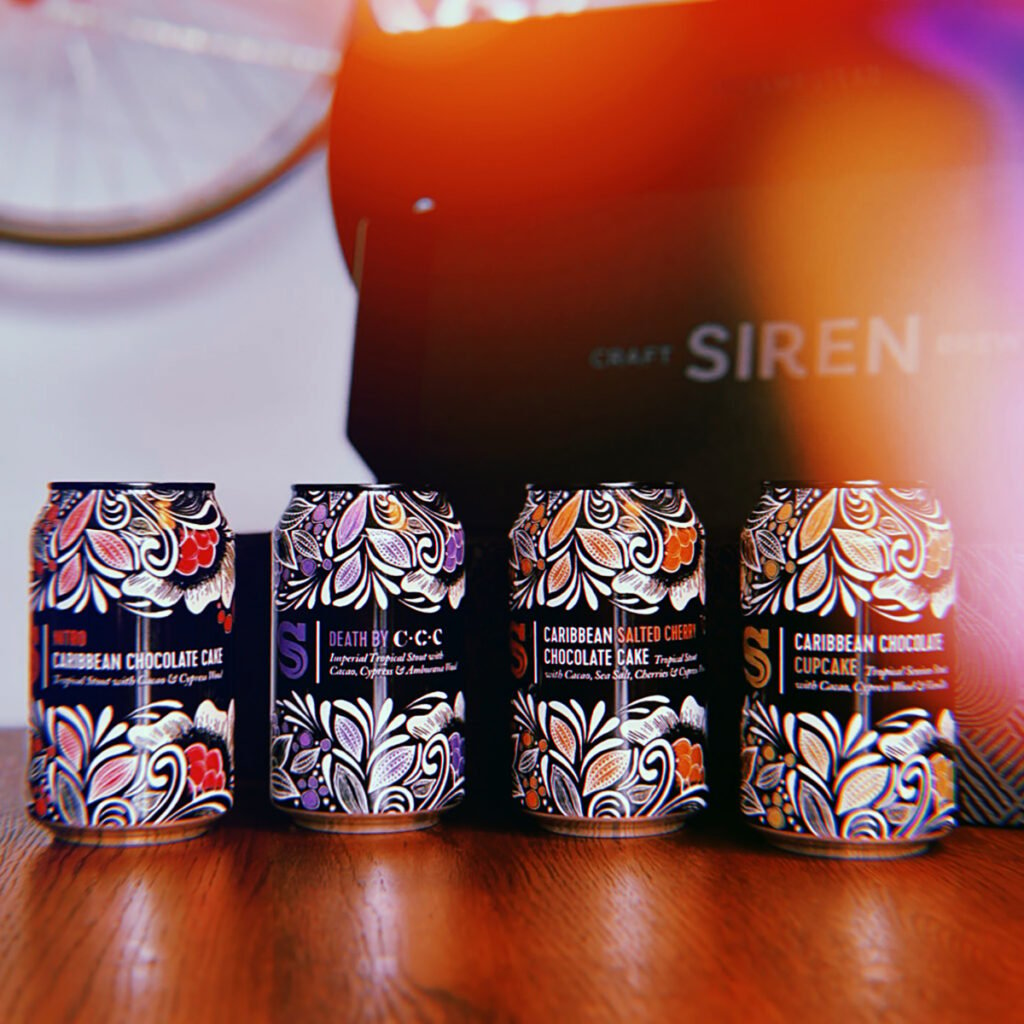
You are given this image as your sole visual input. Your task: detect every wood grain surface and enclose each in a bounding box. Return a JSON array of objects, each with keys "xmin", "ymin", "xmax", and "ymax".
[{"xmin": 1, "ymin": 728, "xmax": 1022, "ymax": 1024}]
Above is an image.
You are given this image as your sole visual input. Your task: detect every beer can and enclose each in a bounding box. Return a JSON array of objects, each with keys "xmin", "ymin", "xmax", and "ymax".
[
  {"xmin": 739, "ymin": 481, "xmax": 957, "ymax": 858},
  {"xmin": 509, "ymin": 483, "xmax": 710, "ymax": 837},
  {"xmin": 28, "ymin": 483, "xmax": 236, "ymax": 845},
  {"xmin": 270, "ymin": 484, "xmax": 466, "ymax": 833}
]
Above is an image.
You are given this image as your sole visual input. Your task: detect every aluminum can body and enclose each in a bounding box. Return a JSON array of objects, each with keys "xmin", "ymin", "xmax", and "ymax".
[
  {"xmin": 270, "ymin": 485, "xmax": 467, "ymax": 833},
  {"xmin": 739, "ymin": 481, "xmax": 957, "ymax": 858},
  {"xmin": 28, "ymin": 482, "xmax": 236, "ymax": 845},
  {"xmin": 509, "ymin": 483, "xmax": 710, "ymax": 837}
]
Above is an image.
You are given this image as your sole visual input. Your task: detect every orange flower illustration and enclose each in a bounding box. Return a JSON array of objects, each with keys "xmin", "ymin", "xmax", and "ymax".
[
  {"xmin": 930, "ymin": 753, "xmax": 955, "ymax": 803},
  {"xmin": 661, "ymin": 525, "xmax": 697, "ymax": 573},
  {"xmin": 923, "ymin": 529, "xmax": 953, "ymax": 579},
  {"xmin": 673, "ymin": 737, "xmax": 705, "ymax": 790},
  {"xmin": 527, "ymin": 503, "xmax": 549, "ymax": 537}
]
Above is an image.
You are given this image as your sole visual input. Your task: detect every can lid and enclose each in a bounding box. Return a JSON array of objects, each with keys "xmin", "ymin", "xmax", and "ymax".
[
  {"xmin": 524, "ymin": 480, "xmax": 687, "ymax": 492},
  {"xmin": 49, "ymin": 480, "xmax": 217, "ymax": 491},
  {"xmin": 291, "ymin": 482, "xmax": 442, "ymax": 494},
  {"xmin": 760, "ymin": 478, "xmax": 931, "ymax": 491}
]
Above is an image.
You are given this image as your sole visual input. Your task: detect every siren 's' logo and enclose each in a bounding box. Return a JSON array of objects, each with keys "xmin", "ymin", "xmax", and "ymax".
[
  {"xmin": 277, "ymin": 622, "xmax": 308, "ymax": 680},
  {"xmin": 510, "ymin": 622, "xmax": 528, "ymax": 681},
  {"xmin": 743, "ymin": 627, "xmax": 771, "ymax": 689}
]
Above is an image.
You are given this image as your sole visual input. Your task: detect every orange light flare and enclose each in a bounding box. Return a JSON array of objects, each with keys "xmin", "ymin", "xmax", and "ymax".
[
  {"xmin": 734, "ymin": 9, "xmax": 1023, "ymax": 539},
  {"xmin": 330, "ymin": 1, "xmax": 870, "ymax": 267},
  {"xmin": 330, "ymin": 0, "xmax": 1023, "ymax": 539}
]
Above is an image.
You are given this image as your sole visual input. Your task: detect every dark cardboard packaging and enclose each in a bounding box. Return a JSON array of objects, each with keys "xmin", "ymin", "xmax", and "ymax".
[{"xmin": 322, "ymin": 0, "xmax": 1024, "ymax": 824}]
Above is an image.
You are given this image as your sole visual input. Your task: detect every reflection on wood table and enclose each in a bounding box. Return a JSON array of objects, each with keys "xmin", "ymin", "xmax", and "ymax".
[{"xmin": 0, "ymin": 730, "xmax": 1021, "ymax": 1023}]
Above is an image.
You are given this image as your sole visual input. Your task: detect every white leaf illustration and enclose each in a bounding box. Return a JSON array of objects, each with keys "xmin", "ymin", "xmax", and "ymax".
[
  {"xmin": 628, "ymin": 785, "xmax": 656, "ymax": 805},
  {"xmin": 271, "ymin": 733, "xmax": 294, "ymax": 769},
  {"xmin": 333, "ymin": 493, "xmax": 367, "ymax": 547},
  {"xmin": 611, "ymin": 569, "xmax": 664, "ymax": 604},
  {"xmin": 333, "ymin": 762, "xmax": 369, "ymax": 814},
  {"xmin": 755, "ymin": 763, "xmax": 785, "ymax": 790},
  {"xmin": 797, "ymin": 778, "xmax": 837, "ymax": 838},
  {"xmin": 366, "ymin": 529, "xmax": 412, "ymax": 569},
  {"xmin": 797, "ymin": 726, "xmax": 832, "ymax": 781},
  {"xmin": 55, "ymin": 771, "xmax": 86, "ymax": 827},
  {"xmin": 274, "ymin": 528, "xmax": 299, "ymax": 569},
  {"xmin": 931, "ymin": 577, "xmax": 956, "ymax": 620},
  {"xmin": 292, "ymin": 530, "xmax": 322, "ymax": 563},
  {"xmin": 577, "ymin": 529, "xmax": 624, "ymax": 570},
  {"xmin": 549, "ymin": 764, "xmax": 583, "ymax": 817},
  {"xmin": 290, "ymin": 748, "xmax": 320, "ymax": 775},
  {"xmin": 87, "ymin": 755, "xmax": 137, "ymax": 803},
  {"xmin": 368, "ymin": 745, "xmax": 415, "ymax": 792},
  {"xmin": 755, "ymin": 529, "xmax": 785, "ymax": 566},
  {"xmin": 512, "ymin": 529, "xmax": 537, "ymax": 564},
  {"xmin": 833, "ymin": 528, "xmax": 886, "ymax": 575},
  {"xmin": 333, "ymin": 716, "xmax": 364, "ymax": 761},
  {"xmin": 333, "ymin": 552, "xmax": 363, "ymax": 595},
  {"xmin": 271, "ymin": 768, "xmax": 300, "ymax": 801},
  {"xmin": 582, "ymin": 750, "xmax": 630, "ymax": 796},
  {"xmin": 549, "ymin": 716, "xmax": 578, "ymax": 762},
  {"xmin": 121, "ymin": 572, "xmax": 180, "ymax": 608},
  {"xmin": 937, "ymin": 709, "xmax": 957, "ymax": 743},
  {"xmin": 128, "ymin": 711, "xmax": 191, "ymax": 751},
  {"xmin": 408, "ymin": 702, "xmax": 454, "ymax": 740},
  {"xmin": 879, "ymin": 721, "xmax": 935, "ymax": 762},
  {"xmin": 740, "ymin": 783, "xmax": 766, "ymax": 818},
  {"xmin": 279, "ymin": 498, "xmax": 316, "ymax": 531},
  {"xmin": 86, "ymin": 529, "xmax": 134, "ymax": 572},
  {"xmin": 620, "ymin": 707, "xmax": 678, "ymax": 746},
  {"xmin": 401, "ymin": 568, "xmax": 445, "ymax": 603},
  {"xmin": 872, "ymin": 574, "xmax": 928, "ymax": 611},
  {"xmin": 836, "ymin": 765, "xmax": 891, "ymax": 816},
  {"xmin": 797, "ymin": 552, "xmax": 828, "ymax": 599},
  {"xmin": 679, "ymin": 696, "xmax": 706, "ymax": 733}
]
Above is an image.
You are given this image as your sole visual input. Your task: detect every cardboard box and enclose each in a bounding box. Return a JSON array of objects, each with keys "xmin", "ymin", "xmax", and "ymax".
[{"xmin": 329, "ymin": 0, "xmax": 1024, "ymax": 823}]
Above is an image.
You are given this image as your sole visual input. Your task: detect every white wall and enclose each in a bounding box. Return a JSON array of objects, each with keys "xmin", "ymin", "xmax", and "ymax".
[{"xmin": 0, "ymin": 153, "xmax": 370, "ymax": 726}]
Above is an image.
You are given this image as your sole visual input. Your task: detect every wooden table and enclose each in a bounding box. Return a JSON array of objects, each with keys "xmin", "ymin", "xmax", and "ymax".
[{"xmin": 1, "ymin": 729, "xmax": 1022, "ymax": 1023}]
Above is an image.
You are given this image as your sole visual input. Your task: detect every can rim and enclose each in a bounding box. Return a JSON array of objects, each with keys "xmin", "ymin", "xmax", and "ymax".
[
  {"xmin": 49, "ymin": 481, "xmax": 217, "ymax": 491},
  {"xmin": 291, "ymin": 482, "xmax": 440, "ymax": 493},
  {"xmin": 523, "ymin": 480, "xmax": 688, "ymax": 492},
  {"xmin": 760, "ymin": 478, "xmax": 932, "ymax": 491}
]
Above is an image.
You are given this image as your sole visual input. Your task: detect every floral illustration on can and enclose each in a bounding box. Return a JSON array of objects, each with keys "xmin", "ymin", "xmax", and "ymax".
[
  {"xmin": 29, "ymin": 483, "xmax": 236, "ymax": 845},
  {"xmin": 274, "ymin": 486, "xmax": 464, "ymax": 613},
  {"xmin": 740, "ymin": 701, "xmax": 956, "ymax": 845},
  {"xmin": 739, "ymin": 481, "xmax": 957, "ymax": 858},
  {"xmin": 510, "ymin": 484, "xmax": 704, "ymax": 614},
  {"xmin": 272, "ymin": 690, "xmax": 465, "ymax": 816},
  {"xmin": 31, "ymin": 486, "xmax": 235, "ymax": 619},
  {"xmin": 271, "ymin": 485, "xmax": 466, "ymax": 832},
  {"xmin": 740, "ymin": 484, "xmax": 954, "ymax": 622},
  {"xmin": 512, "ymin": 692, "xmax": 707, "ymax": 822},
  {"xmin": 509, "ymin": 484, "xmax": 710, "ymax": 837},
  {"xmin": 29, "ymin": 698, "xmax": 235, "ymax": 831}
]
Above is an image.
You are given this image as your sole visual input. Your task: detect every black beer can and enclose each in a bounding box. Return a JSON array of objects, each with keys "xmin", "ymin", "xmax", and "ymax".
[
  {"xmin": 28, "ymin": 483, "xmax": 236, "ymax": 845},
  {"xmin": 739, "ymin": 481, "xmax": 957, "ymax": 858},
  {"xmin": 508, "ymin": 483, "xmax": 710, "ymax": 837},
  {"xmin": 270, "ymin": 484, "xmax": 467, "ymax": 832}
]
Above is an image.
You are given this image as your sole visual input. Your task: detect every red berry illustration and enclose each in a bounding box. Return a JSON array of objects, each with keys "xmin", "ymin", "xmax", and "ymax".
[
  {"xmin": 175, "ymin": 531, "xmax": 200, "ymax": 575},
  {"xmin": 195, "ymin": 529, "xmax": 218, "ymax": 568},
  {"xmin": 184, "ymin": 743, "xmax": 227, "ymax": 795}
]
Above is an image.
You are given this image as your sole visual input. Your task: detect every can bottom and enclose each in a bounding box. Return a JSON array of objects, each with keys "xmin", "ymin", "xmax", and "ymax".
[
  {"xmin": 526, "ymin": 811, "xmax": 689, "ymax": 839},
  {"xmin": 751, "ymin": 826, "xmax": 935, "ymax": 860},
  {"xmin": 286, "ymin": 809, "xmax": 441, "ymax": 835},
  {"xmin": 37, "ymin": 817, "xmax": 221, "ymax": 847}
]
